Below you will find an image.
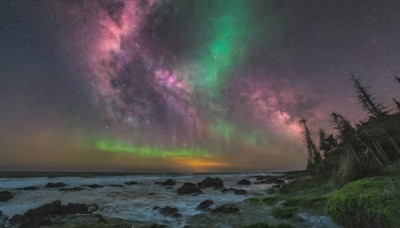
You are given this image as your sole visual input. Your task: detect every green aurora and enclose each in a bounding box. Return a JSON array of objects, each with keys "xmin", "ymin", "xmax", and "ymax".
[
  {"xmin": 196, "ymin": 0, "xmax": 250, "ymax": 97},
  {"xmin": 93, "ymin": 139, "xmax": 212, "ymax": 158}
]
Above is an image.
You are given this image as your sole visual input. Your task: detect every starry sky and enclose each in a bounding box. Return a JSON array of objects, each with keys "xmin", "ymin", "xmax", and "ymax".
[{"xmin": 1, "ymin": 0, "xmax": 400, "ymax": 172}]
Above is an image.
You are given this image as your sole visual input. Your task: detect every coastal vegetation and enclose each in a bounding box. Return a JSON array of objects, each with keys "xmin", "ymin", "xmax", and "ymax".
[{"xmin": 275, "ymin": 74, "xmax": 400, "ymax": 227}]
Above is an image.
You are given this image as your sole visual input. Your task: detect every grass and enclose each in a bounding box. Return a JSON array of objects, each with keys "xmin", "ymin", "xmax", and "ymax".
[
  {"xmin": 266, "ymin": 176, "xmax": 333, "ymax": 220},
  {"xmin": 327, "ymin": 176, "xmax": 400, "ymax": 228},
  {"xmin": 271, "ymin": 207, "xmax": 297, "ymax": 219}
]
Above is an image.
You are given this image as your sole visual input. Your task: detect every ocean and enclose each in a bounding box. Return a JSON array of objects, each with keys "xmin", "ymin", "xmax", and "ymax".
[{"xmin": 0, "ymin": 173, "xmax": 338, "ymax": 227}]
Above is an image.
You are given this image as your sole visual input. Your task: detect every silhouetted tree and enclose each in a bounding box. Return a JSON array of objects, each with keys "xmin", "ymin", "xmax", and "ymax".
[
  {"xmin": 351, "ymin": 74, "xmax": 386, "ymax": 120},
  {"xmin": 395, "ymin": 75, "xmax": 400, "ymax": 84},
  {"xmin": 300, "ymin": 117, "xmax": 321, "ymax": 171},
  {"xmin": 318, "ymin": 129, "xmax": 338, "ymax": 158},
  {"xmin": 393, "ymin": 99, "xmax": 400, "ymax": 112}
]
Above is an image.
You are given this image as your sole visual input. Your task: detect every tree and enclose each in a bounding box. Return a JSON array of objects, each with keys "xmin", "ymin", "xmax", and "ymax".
[
  {"xmin": 351, "ymin": 74, "xmax": 386, "ymax": 120},
  {"xmin": 300, "ymin": 117, "xmax": 321, "ymax": 170},
  {"xmin": 395, "ymin": 75, "xmax": 400, "ymax": 84},
  {"xmin": 393, "ymin": 99, "xmax": 400, "ymax": 112},
  {"xmin": 319, "ymin": 129, "xmax": 338, "ymax": 158}
]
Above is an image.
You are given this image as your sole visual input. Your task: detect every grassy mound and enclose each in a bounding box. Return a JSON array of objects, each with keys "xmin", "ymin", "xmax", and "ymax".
[
  {"xmin": 327, "ymin": 176, "xmax": 400, "ymax": 228},
  {"xmin": 268, "ymin": 177, "xmax": 332, "ymax": 220}
]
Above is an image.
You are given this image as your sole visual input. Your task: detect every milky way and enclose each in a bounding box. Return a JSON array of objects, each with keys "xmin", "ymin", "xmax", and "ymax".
[
  {"xmin": 1, "ymin": 0, "xmax": 400, "ymax": 171},
  {"xmin": 64, "ymin": 0, "xmax": 305, "ymax": 153}
]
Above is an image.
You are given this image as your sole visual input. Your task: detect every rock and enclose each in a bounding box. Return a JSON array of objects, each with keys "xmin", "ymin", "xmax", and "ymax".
[
  {"xmin": 18, "ymin": 186, "xmax": 38, "ymax": 191},
  {"xmin": 153, "ymin": 206, "xmax": 181, "ymax": 218},
  {"xmin": 46, "ymin": 182, "xmax": 65, "ymax": 188},
  {"xmin": 110, "ymin": 184, "xmax": 124, "ymax": 187},
  {"xmin": 61, "ymin": 203, "xmax": 88, "ymax": 215},
  {"xmin": 0, "ymin": 211, "xmax": 8, "ymax": 227},
  {"xmin": 197, "ymin": 177, "xmax": 224, "ymax": 189},
  {"xmin": 59, "ymin": 187, "xmax": 83, "ymax": 192},
  {"xmin": 9, "ymin": 214, "xmax": 25, "ymax": 225},
  {"xmin": 88, "ymin": 204, "xmax": 99, "ymax": 213},
  {"xmin": 255, "ymin": 178, "xmax": 285, "ymax": 185},
  {"xmin": 220, "ymin": 188, "xmax": 247, "ymax": 195},
  {"xmin": 232, "ymin": 188, "xmax": 247, "ymax": 195},
  {"xmin": 97, "ymin": 217, "xmax": 107, "ymax": 224},
  {"xmin": 19, "ymin": 219, "xmax": 40, "ymax": 228},
  {"xmin": 196, "ymin": 200, "xmax": 214, "ymax": 210},
  {"xmin": 271, "ymin": 184, "xmax": 282, "ymax": 189},
  {"xmin": 238, "ymin": 179, "xmax": 251, "ymax": 185},
  {"xmin": 155, "ymin": 179, "xmax": 176, "ymax": 186},
  {"xmin": 211, "ymin": 204, "xmax": 240, "ymax": 214},
  {"xmin": 177, "ymin": 183, "xmax": 202, "ymax": 195},
  {"xmin": 24, "ymin": 200, "xmax": 62, "ymax": 219},
  {"xmin": 124, "ymin": 181, "xmax": 138, "ymax": 185},
  {"xmin": 86, "ymin": 184, "xmax": 104, "ymax": 188},
  {"xmin": 9, "ymin": 200, "xmax": 90, "ymax": 225},
  {"xmin": 0, "ymin": 191, "xmax": 13, "ymax": 202},
  {"xmin": 248, "ymin": 175, "xmax": 275, "ymax": 180}
]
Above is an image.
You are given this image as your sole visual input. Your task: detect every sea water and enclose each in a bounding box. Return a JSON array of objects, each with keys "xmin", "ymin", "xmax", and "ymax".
[{"xmin": 0, "ymin": 173, "xmax": 338, "ymax": 227}]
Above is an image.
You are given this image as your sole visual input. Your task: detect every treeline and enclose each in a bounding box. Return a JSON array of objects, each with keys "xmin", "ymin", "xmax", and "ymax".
[{"xmin": 300, "ymin": 74, "xmax": 400, "ymax": 186}]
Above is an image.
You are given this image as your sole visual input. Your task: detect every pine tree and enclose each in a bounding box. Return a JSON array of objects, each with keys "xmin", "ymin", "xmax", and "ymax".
[
  {"xmin": 351, "ymin": 74, "xmax": 386, "ymax": 120},
  {"xmin": 331, "ymin": 112, "xmax": 354, "ymax": 141},
  {"xmin": 318, "ymin": 129, "xmax": 337, "ymax": 158},
  {"xmin": 300, "ymin": 118, "xmax": 321, "ymax": 170},
  {"xmin": 395, "ymin": 75, "xmax": 400, "ymax": 84},
  {"xmin": 393, "ymin": 99, "xmax": 400, "ymax": 112}
]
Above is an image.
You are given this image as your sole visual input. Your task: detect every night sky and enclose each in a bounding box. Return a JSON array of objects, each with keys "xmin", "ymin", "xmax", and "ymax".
[{"xmin": 1, "ymin": 0, "xmax": 400, "ymax": 172}]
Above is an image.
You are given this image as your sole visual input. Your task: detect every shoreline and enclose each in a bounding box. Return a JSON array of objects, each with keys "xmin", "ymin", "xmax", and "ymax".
[
  {"xmin": 0, "ymin": 171, "xmax": 299, "ymax": 178},
  {"xmin": 0, "ymin": 171, "xmax": 336, "ymax": 227}
]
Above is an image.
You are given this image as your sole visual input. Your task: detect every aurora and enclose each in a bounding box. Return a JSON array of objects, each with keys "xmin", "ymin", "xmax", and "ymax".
[{"xmin": 1, "ymin": 0, "xmax": 399, "ymax": 172}]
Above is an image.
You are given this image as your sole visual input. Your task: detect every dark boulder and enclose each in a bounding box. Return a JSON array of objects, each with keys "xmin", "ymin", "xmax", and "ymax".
[
  {"xmin": 155, "ymin": 179, "xmax": 176, "ymax": 186},
  {"xmin": 238, "ymin": 179, "xmax": 251, "ymax": 185},
  {"xmin": 220, "ymin": 188, "xmax": 247, "ymax": 195},
  {"xmin": 88, "ymin": 204, "xmax": 99, "ymax": 213},
  {"xmin": 110, "ymin": 184, "xmax": 124, "ymax": 187},
  {"xmin": 9, "ymin": 200, "xmax": 89, "ymax": 225},
  {"xmin": 25, "ymin": 200, "xmax": 63, "ymax": 218},
  {"xmin": 59, "ymin": 187, "xmax": 83, "ymax": 192},
  {"xmin": 221, "ymin": 188, "xmax": 230, "ymax": 193},
  {"xmin": 9, "ymin": 214, "xmax": 25, "ymax": 225},
  {"xmin": 211, "ymin": 204, "xmax": 240, "ymax": 214},
  {"xmin": 124, "ymin": 181, "xmax": 138, "ymax": 185},
  {"xmin": 19, "ymin": 219, "xmax": 40, "ymax": 228},
  {"xmin": 154, "ymin": 206, "xmax": 181, "ymax": 218},
  {"xmin": 18, "ymin": 186, "xmax": 38, "ymax": 191},
  {"xmin": 177, "ymin": 183, "xmax": 202, "ymax": 195},
  {"xmin": 45, "ymin": 182, "xmax": 65, "ymax": 188},
  {"xmin": 196, "ymin": 200, "xmax": 214, "ymax": 210},
  {"xmin": 255, "ymin": 178, "xmax": 285, "ymax": 185},
  {"xmin": 86, "ymin": 184, "xmax": 103, "ymax": 188},
  {"xmin": 197, "ymin": 177, "xmax": 224, "ymax": 189},
  {"xmin": 233, "ymin": 188, "xmax": 247, "ymax": 195},
  {"xmin": 61, "ymin": 203, "xmax": 88, "ymax": 215},
  {"xmin": 97, "ymin": 216, "xmax": 107, "ymax": 224},
  {"xmin": 252, "ymin": 175, "xmax": 276, "ymax": 180},
  {"xmin": 0, "ymin": 191, "xmax": 12, "ymax": 202}
]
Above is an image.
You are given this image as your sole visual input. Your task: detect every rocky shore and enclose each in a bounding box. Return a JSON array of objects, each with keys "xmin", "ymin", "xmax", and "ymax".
[{"xmin": 0, "ymin": 171, "xmax": 339, "ymax": 227}]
